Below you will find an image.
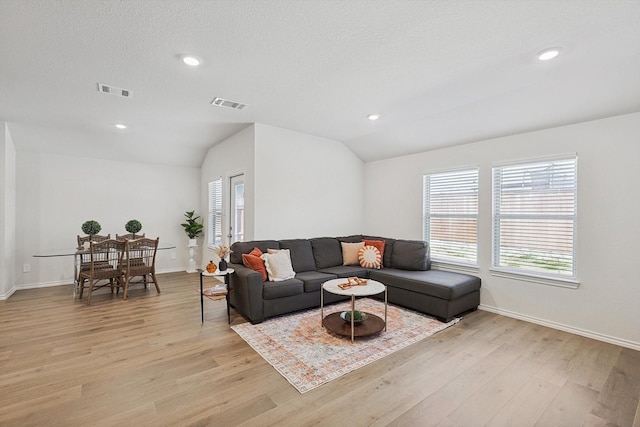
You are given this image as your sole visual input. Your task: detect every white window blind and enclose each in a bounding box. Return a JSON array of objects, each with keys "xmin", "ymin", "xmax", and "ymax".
[
  {"xmin": 208, "ymin": 178, "xmax": 223, "ymax": 248},
  {"xmin": 423, "ymin": 168, "xmax": 478, "ymax": 264},
  {"xmin": 492, "ymin": 156, "xmax": 577, "ymax": 278}
]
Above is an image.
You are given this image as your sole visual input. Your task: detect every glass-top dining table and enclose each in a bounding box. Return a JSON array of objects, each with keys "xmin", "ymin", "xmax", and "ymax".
[{"xmin": 33, "ymin": 243, "xmax": 176, "ymax": 298}]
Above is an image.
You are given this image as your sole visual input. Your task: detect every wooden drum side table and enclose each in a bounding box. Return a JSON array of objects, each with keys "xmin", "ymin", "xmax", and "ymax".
[{"xmin": 200, "ymin": 268, "xmax": 234, "ymax": 324}]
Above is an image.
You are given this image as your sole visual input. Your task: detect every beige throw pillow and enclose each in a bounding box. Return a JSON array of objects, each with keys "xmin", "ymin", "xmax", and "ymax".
[
  {"xmin": 341, "ymin": 241, "xmax": 365, "ymax": 266},
  {"xmin": 261, "ymin": 249, "xmax": 295, "ymax": 281}
]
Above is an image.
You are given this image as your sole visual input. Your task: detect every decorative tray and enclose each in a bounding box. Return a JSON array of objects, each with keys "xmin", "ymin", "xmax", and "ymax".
[{"xmin": 337, "ymin": 277, "xmax": 368, "ymax": 290}]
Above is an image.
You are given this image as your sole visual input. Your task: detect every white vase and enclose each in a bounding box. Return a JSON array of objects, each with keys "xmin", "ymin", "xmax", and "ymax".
[{"xmin": 188, "ymin": 238, "xmax": 197, "ymax": 247}]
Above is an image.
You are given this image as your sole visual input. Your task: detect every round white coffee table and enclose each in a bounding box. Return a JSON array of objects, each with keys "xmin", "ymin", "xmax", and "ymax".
[{"xmin": 321, "ymin": 278, "xmax": 387, "ymax": 342}]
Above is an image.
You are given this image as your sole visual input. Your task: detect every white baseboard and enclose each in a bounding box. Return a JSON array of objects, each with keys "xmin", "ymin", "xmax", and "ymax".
[
  {"xmin": 479, "ymin": 304, "xmax": 640, "ymax": 351},
  {"xmin": 0, "ymin": 286, "xmax": 17, "ymax": 300}
]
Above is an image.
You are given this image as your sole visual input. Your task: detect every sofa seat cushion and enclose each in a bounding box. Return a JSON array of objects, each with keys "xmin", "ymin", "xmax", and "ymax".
[
  {"xmin": 279, "ymin": 239, "xmax": 316, "ymax": 272},
  {"xmin": 318, "ymin": 265, "xmax": 370, "ymax": 278},
  {"xmin": 370, "ymin": 269, "xmax": 480, "ymax": 300},
  {"xmin": 263, "ymin": 278, "xmax": 304, "ymax": 300},
  {"xmin": 295, "ymin": 271, "xmax": 337, "ymax": 292}
]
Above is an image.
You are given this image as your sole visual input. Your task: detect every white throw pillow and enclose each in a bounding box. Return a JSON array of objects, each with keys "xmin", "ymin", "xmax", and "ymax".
[
  {"xmin": 341, "ymin": 241, "xmax": 365, "ymax": 266},
  {"xmin": 261, "ymin": 249, "xmax": 295, "ymax": 281}
]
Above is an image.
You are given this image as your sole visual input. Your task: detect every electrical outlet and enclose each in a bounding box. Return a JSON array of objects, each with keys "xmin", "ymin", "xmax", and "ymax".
[
  {"xmin": 23, "ymin": 263, "xmax": 31, "ymax": 273},
  {"xmin": 170, "ymin": 252, "xmax": 176, "ymax": 260}
]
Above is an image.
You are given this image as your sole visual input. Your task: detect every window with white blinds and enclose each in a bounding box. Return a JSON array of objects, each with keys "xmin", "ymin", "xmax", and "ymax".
[
  {"xmin": 423, "ymin": 168, "xmax": 478, "ymax": 265},
  {"xmin": 492, "ymin": 156, "xmax": 577, "ymax": 278},
  {"xmin": 208, "ymin": 178, "xmax": 223, "ymax": 248}
]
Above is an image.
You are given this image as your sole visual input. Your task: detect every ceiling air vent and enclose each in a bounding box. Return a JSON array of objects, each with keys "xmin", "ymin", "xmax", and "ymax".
[
  {"xmin": 97, "ymin": 83, "xmax": 133, "ymax": 98},
  {"xmin": 211, "ymin": 97, "xmax": 246, "ymax": 110}
]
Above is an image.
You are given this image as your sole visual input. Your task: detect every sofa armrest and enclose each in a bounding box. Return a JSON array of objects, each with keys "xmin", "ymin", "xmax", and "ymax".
[{"xmin": 228, "ymin": 263, "xmax": 265, "ymax": 323}]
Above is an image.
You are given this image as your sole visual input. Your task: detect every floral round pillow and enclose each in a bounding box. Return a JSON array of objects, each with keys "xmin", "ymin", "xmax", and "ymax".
[{"xmin": 358, "ymin": 245, "xmax": 381, "ymax": 269}]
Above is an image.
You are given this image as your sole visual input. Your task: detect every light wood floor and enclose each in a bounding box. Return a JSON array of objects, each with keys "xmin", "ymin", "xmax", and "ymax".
[{"xmin": 1, "ymin": 272, "xmax": 639, "ymax": 427}]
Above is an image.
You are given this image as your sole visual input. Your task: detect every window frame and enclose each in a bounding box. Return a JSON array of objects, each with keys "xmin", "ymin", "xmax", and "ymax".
[
  {"xmin": 207, "ymin": 178, "xmax": 223, "ymax": 249},
  {"xmin": 423, "ymin": 167, "xmax": 479, "ymax": 267},
  {"xmin": 491, "ymin": 154, "xmax": 579, "ymax": 287}
]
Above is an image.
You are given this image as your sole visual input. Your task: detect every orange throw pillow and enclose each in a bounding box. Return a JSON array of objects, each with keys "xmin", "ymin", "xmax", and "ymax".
[
  {"xmin": 242, "ymin": 247, "xmax": 267, "ymax": 281},
  {"xmin": 363, "ymin": 239, "xmax": 385, "ymax": 268}
]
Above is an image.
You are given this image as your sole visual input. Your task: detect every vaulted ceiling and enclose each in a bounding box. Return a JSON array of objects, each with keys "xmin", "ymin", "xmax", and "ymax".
[{"xmin": 1, "ymin": 0, "xmax": 639, "ymax": 167}]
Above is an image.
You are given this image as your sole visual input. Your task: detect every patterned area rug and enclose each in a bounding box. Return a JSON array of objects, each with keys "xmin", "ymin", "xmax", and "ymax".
[{"xmin": 231, "ymin": 298, "xmax": 459, "ymax": 393}]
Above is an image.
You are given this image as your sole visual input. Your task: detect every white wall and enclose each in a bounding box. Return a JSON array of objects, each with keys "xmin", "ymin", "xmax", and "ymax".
[
  {"xmin": 254, "ymin": 124, "xmax": 364, "ymax": 239},
  {"xmin": 15, "ymin": 152, "xmax": 200, "ymax": 287},
  {"xmin": 199, "ymin": 123, "xmax": 365, "ymax": 262},
  {"xmin": 0, "ymin": 123, "xmax": 17, "ymax": 299},
  {"xmin": 200, "ymin": 124, "xmax": 256, "ymax": 267},
  {"xmin": 364, "ymin": 112, "xmax": 640, "ymax": 348}
]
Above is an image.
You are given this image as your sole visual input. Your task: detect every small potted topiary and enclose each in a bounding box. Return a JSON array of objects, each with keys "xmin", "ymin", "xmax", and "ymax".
[
  {"xmin": 125, "ymin": 219, "xmax": 142, "ymax": 239},
  {"xmin": 81, "ymin": 220, "xmax": 102, "ymax": 239}
]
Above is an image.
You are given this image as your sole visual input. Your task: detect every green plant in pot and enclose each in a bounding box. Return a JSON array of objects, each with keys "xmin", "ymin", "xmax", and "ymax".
[
  {"xmin": 181, "ymin": 210, "xmax": 204, "ymax": 245},
  {"xmin": 81, "ymin": 220, "xmax": 102, "ymax": 238},
  {"xmin": 343, "ymin": 310, "xmax": 367, "ymax": 323},
  {"xmin": 125, "ymin": 219, "xmax": 142, "ymax": 238}
]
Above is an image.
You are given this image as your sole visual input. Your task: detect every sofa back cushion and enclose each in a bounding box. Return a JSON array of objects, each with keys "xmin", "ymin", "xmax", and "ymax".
[
  {"xmin": 230, "ymin": 240, "xmax": 280, "ymax": 264},
  {"xmin": 391, "ymin": 239, "xmax": 430, "ymax": 271},
  {"xmin": 279, "ymin": 239, "xmax": 316, "ymax": 272},
  {"xmin": 337, "ymin": 234, "xmax": 364, "ymax": 243},
  {"xmin": 310, "ymin": 237, "xmax": 343, "ymax": 269}
]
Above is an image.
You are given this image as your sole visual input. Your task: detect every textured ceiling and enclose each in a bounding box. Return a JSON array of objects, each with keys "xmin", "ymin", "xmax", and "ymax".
[{"xmin": 1, "ymin": 0, "xmax": 639, "ymax": 167}]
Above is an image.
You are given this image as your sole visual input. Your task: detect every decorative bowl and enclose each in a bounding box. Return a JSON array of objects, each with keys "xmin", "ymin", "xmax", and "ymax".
[{"xmin": 340, "ymin": 310, "xmax": 368, "ymax": 324}]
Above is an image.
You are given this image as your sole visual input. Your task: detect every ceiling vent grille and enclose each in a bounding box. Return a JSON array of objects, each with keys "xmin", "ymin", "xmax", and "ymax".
[
  {"xmin": 211, "ymin": 97, "xmax": 246, "ymax": 110},
  {"xmin": 97, "ymin": 83, "xmax": 133, "ymax": 98}
]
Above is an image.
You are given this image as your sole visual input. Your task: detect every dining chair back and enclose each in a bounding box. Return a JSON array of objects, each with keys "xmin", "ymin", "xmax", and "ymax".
[
  {"xmin": 77, "ymin": 239, "xmax": 125, "ymax": 305},
  {"xmin": 116, "ymin": 233, "xmax": 145, "ymax": 241},
  {"xmin": 76, "ymin": 233, "xmax": 112, "ymax": 284},
  {"xmin": 77, "ymin": 234, "xmax": 111, "ymax": 248},
  {"xmin": 123, "ymin": 237, "xmax": 160, "ymax": 300}
]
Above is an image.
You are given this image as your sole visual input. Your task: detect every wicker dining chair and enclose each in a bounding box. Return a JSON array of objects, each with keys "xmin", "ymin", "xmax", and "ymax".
[
  {"xmin": 76, "ymin": 234, "xmax": 111, "ymax": 284},
  {"xmin": 77, "ymin": 234, "xmax": 111, "ymax": 248},
  {"xmin": 115, "ymin": 233, "xmax": 145, "ymax": 241},
  {"xmin": 77, "ymin": 239, "xmax": 126, "ymax": 305},
  {"xmin": 122, "ymin": 237, "xmax": 160, "ymax": 300}
]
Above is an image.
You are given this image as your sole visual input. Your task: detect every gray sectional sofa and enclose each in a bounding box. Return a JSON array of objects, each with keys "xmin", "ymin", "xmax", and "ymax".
[{"xmin": 228, "ymin": 235, "xmax": 481, "ymax": 324}]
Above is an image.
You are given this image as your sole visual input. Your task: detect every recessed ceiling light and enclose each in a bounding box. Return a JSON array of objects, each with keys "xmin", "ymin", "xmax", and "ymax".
[
  {"xmin": 537, "ymin": 47, "xmax": 562, "ymax": 61},
  {"xmin": 367, "ymin": 114, "xmax": 380, "ymax": 121},
  {"xmin": 181, "ymin": 55, "xmax": 202, "ymax": 67},
  {"xmin": 115, "ymin": 123, "xmax": 127, "ymax": 129}
]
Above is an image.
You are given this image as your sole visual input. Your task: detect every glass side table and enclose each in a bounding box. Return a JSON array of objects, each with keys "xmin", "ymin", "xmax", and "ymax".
[{"xmin": 200, "ymin": 268, "xmax": 234, "ymax": 324}]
